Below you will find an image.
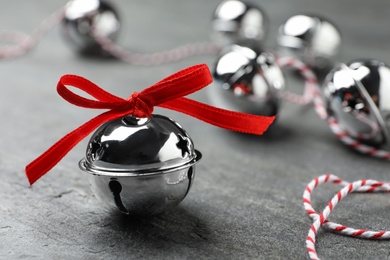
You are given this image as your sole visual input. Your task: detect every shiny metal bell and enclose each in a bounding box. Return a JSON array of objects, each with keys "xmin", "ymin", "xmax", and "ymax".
[
  {"xmin": 324, "ymin": 59, "xmax": 390, "ymax": 147},
  {"xmin": 277, "ymin": 14, "xmax": 341, "ymax": 71},
  {"xmin": 79, "ymin": 114, "xmax": 201, "ymax": 215},
  {"xmin": 62, "ymin": 0, "xmax": 121, "ymax": 55},
  {"xmin": 211, "ymin": 0, "xmax": 268, "ymax": 48},
  {"xmin": 211, "ymin": 44, "xmax": 285, "ymax": 116}
]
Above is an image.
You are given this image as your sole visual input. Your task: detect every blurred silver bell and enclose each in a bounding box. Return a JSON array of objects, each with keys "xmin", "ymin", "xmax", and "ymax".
[
  {"xmin": 277, "ymin": 14, "xmax": 341, "ymax": 71},
  {"xmin": 211, "ymin": 44, "xmax": 285, "ymax": 116},
  {"xmin": 212, "ymin": 0, "xmax": 268, "ymax": 48},
  {"xmin": 79, "ymin": 114, "xmax": 201, "ymax": 215},
  {"xmin": 324, "ymin": 59, "xmax": 390, "ymax": 147},
  {"xmin": 62, "ymin": 0, "xmax": 121, "ymax": 56}
]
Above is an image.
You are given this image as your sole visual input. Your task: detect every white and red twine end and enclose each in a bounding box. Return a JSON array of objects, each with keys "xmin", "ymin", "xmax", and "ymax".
[{"xmin": 303, "ymin": 174, "xmax": 390, "ymax": 260}]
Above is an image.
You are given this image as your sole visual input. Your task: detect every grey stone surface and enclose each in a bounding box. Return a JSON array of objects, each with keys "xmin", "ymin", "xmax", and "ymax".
[{"xmin": 1, "ymin": 0, "xmax": 390, "ymax": 259}]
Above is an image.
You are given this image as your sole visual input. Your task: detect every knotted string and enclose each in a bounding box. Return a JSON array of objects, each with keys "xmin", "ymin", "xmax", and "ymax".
[
  {"xmin": 303, "ymin": 174, "xmax": 390, "ymax": 260},
  {"xmin": 0, "ymin": 4, "xmax": 220, "ymax": 64},
  {"xmin": 25, "ymin": 64, "xmax": 275, "ymax": 185}
]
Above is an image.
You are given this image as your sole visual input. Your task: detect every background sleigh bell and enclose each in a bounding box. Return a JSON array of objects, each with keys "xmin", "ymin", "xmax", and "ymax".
[{"xmin": 323, "ymin": 60, "xmax": 390, "ymax": 149}]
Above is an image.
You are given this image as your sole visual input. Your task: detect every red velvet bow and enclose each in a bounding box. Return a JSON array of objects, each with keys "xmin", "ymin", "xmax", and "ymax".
[{"xmin": 25, "ymin": 64, "xmax": 275, "ymax": 185}]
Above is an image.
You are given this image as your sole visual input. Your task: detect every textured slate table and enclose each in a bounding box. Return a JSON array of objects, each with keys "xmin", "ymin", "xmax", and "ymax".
[{"xmin": 1, "ymin": 0, "xmax": 390, "ymax": 259}]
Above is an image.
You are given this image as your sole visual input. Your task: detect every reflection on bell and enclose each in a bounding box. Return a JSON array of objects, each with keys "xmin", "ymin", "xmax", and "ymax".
[
  {"xmin": 212, "ymin": 0, "xmax": 268, "ymax": 48},
  {"xmin": 277, "ymin": 14, "xmax": 341, "ymax": 72},
  {"xmin": 79, "ymin": 114, "xmax": 201, "ymax": 215},
  {"xmin": 62, "ymin": 0, "xmax": 121, "ymax": 56},
  {"xmin": 324, "ymin": 59, "xmax": 390, "ymax": 147},
  {"xmin": 211, "ymin": 44, "xmax": 285, "ymax": 116}
]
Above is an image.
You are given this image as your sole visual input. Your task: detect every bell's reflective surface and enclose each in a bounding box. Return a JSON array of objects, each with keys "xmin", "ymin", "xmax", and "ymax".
[
  {"xmin": 79, "ymin": 114, "xmax": 201, "ymax": 215},
  {"xmin": 278, "ymin": 14, "xmax": 341, "ymax": 71},
  {"xmin": 212, "ymin": 0, "xmax": 267, "ymax": 48},
  {"xmin": 62, "ymin": 0, "xmax": 121, "ymax": 56},
  {"xmin": 211, "ymin": 44, "xmax": 285, "ymax": 116},
  {"xmin": 324, "ymin": 60, "xmax": 390, "ymax": 147}
]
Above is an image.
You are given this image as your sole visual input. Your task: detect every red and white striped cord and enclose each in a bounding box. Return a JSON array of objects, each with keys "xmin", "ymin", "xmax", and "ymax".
[
  {"xmin": 276, "ymin": 56, "xmax": 390, "ymax": 160},
  {"xmin": 303, "ymin": 174, "xmax": 390, "ymax": 260},
  {"xmin": 276, "ymin": 56, "xmax": 319, "ymax": 108},
  {"xmin": 92, "ymin": 31, "xmax": 221, "ymax": 66},
  {"xmin": 0, "ymin": 7, "xmax": 65, "ymax": 59},
  {"xmin": 276, "ymin": 56, "xmax": 327, "ymax": 117},
  {"xmin": 0, "ymin": 5, "xmax": 220, "ymax": 64}
]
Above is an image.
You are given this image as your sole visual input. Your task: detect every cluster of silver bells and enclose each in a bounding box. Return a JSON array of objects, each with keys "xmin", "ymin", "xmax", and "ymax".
[
  {"xmin": 211, "ymin": 1, "xmax": 390, "ymax": 149},
  {"xmin": 63, "ymin": 0, "xmax": 390, "ymax": 214}
]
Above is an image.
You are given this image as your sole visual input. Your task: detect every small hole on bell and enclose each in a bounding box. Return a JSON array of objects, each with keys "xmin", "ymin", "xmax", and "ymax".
[
  {"xmin": 109, "ymin": 179, "xmax": 128, "ymax": 214},
  {"xmin": 176, "ymin": 134, "xmax": 191, "ymax": 158},
  {"xmin": 89, "ymin": 141, "xmax": 103, "ymax": 161}
]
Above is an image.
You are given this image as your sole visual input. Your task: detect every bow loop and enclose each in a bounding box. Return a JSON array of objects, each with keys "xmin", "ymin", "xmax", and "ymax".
[
  {"xmin": 26, "ymin": 64, "xmax": 275, "ymax": 185},
  {"xmin": 57, "ymin": 74, "xmax": 127, "ymax": 110}
]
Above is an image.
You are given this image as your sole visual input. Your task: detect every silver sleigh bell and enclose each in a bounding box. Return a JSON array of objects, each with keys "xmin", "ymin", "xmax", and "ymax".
[
  {"xmin": 277, "ymin": 14, "xmax": 341, "ymax": 72},
  {"xmin": 212, "ymin": 0, "xmax": 268, "ymax": 48},
  {"xmin": 62, "ymin": 0, "xmax": 121, "ymax": 56},
  {"xmin": 211, "ymin": 44, "xmax": 285, "ymax": 116},
  {"xmin": 324, "ymin": 59, "xmax": 390, "ymax": 147},
  {"xmin": 79, "ymin": 114, "xmax": 201, "ymax": 215}
]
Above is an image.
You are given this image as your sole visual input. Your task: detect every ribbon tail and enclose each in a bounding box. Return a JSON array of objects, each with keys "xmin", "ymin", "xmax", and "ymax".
[
  {"xmin": 25, "ymin": 110, "xmax": 129, "ymax": 185},
  {"xmin": 159, "ymin": 97, "xmax": 276, "ymax": 135}
]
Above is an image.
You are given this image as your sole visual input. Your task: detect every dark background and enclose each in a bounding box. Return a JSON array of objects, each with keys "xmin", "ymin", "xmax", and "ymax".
[{"xmin": 1, "ymin": 0, "xmax": 389, "ymax": 259}]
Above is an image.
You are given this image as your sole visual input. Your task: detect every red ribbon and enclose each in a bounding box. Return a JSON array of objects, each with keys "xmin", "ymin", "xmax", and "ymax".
[{"xmin": 25, "ymin": 64, "xmax": 275, "ymax": 185}]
